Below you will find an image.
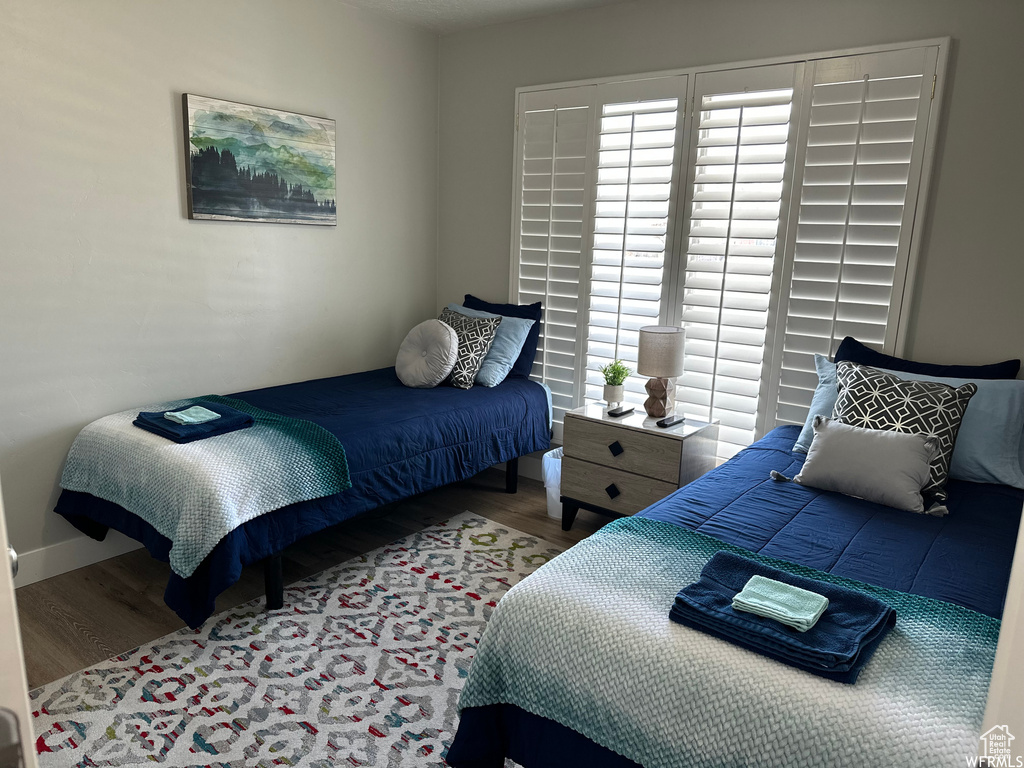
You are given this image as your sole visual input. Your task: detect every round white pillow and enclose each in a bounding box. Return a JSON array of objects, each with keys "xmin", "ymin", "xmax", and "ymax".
[{"xmin": 396, "ymin": 319, "xmax": 459, "ymax": 388}]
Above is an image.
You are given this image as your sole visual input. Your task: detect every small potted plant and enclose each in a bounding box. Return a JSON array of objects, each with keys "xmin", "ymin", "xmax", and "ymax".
[{"xmin": 598, "ymin": 359, "xmax": 631, "ymax": 408}]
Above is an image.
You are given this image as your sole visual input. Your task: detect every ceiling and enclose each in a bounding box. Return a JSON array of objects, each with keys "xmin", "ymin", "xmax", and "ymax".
[{"xmin": 341, "ymin": 0, "xmax": 634, "ymax": 34}]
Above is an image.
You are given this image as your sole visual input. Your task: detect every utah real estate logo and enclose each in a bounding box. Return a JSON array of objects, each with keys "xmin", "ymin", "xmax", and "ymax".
[{"xmin": 971, "ymin": 725, "xmax": 1021, "ymax": 767}]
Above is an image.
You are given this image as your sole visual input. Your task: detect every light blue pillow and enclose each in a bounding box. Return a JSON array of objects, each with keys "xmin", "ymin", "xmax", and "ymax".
[
  {"xmin": 794, "ymin": 354, "xmax": 838, "ymax": 454},
  {"xmin": 446, "ymin": 303, "xmax": 535, "ymax": 387},
  {"xmin": 876, "ymin": 368, "xmax": 1024, "ymax": 489}
]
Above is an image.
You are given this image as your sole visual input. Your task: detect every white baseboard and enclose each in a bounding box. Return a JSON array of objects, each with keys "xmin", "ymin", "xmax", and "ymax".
[{"xmin": 14, "ymin": 531, "xmax": 144, "ymax": 589}]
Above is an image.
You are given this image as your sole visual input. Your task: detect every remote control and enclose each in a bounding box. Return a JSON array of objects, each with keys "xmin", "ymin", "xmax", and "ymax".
[
  {"xmin": 656, "ymin": 414, "xmax": 686, "ymax": 429},
  {"xmin": 607, "ymin": 406, "xmax": 634, "ymax": 418}
]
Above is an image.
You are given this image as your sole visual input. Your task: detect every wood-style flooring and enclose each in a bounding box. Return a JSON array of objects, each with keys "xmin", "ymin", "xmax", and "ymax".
[{"xmin": 17, "ymin": 471, "xmax": 604, "ymax": 690}]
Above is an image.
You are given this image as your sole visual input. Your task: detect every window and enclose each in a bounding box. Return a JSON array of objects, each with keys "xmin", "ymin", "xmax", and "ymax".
[
  {"xmin": 511, "ymin": 41, "xmax": 945, "ymax": 451},
  {"xmin": 769, "ymin": 49, "xmax": 939, "ymax": 431},
  {"xmin": 583, "ymin": 77, "xmax": 689, "ymax": 411},
  {"xmin": 515, "ymin": 87, "xmax": 594, "ymax": 427},
  {"xmin": 676, "ymin": 65, "xmax": 798, "ymax": 457}
]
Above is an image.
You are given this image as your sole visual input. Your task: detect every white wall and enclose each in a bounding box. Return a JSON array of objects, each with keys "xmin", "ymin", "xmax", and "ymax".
[
  {"xmin": 437, "ymin": 0, "xmax": 1024, "ymax": 368},
  {"xmin": 0, "ymin": 0, "xmax": 438, "ymax": 565}
]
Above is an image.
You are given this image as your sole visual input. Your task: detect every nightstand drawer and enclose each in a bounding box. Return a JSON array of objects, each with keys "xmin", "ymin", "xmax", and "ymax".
[
  {"xmin": 563, "ymin": 415, "xmax": 682, "ymax": 483},
  {"xmin": 561, "ymin": 457, "xmax": 678, "ymax": 516}
]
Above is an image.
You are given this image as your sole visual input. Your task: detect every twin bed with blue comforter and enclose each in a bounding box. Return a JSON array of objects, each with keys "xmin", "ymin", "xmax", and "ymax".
[
  {"xmin": 55, "ymin": 366, "xmax": 551, "ymax": 628},
  {"xmin": 447, "ymin": 425, "xmax": 1022, "ymax": 768}
]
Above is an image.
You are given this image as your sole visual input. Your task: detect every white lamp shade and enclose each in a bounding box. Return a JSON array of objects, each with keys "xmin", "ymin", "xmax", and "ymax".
[{"xmin": 637, "ymin": 326, "xmax": 685, "ymax": 378}]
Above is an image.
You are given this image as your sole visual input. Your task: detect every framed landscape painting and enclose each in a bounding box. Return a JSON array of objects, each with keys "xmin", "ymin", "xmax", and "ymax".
[{"xmin": 183, "ymin": 94, "xmax": 336, "ymax": 225}]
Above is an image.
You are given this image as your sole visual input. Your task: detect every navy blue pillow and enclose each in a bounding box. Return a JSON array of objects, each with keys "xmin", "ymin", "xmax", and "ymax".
[
  {"xmin": 834, "ymin": 336, "xmax": 1020, "ymax": 380},
  {"xmin": 463, "ymin": 295, "xmax": 542, "ymax": 379}
]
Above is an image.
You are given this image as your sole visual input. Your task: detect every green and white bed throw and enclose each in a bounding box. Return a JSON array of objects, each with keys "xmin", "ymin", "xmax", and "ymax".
[
  {"xmin": 61, "ymin": 395, "xmax": 351, "ymax": 578},
  {"xmin": 459, "ymin": 517, "xmax": 999, "ymax": 768}
]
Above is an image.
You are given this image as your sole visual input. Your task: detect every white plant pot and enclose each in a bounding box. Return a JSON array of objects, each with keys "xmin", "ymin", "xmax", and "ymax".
[{"xmin": 603, "ymin": 384, "xmax": 624, "ymax": 407}]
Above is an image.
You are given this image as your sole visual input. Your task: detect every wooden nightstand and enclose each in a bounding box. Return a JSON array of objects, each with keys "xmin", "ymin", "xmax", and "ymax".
[{"xmin": 560, "ymin": 404, "xmax": 719, "ymax": 531}]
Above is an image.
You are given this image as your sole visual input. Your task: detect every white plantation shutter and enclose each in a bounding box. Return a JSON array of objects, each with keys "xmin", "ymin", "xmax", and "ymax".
[
  {"xmin": 584, "ymin": 77, "xmax": 688, "ymax": 409},
  {"xmin": 513, "ymin": 86, "xmax": 595, "ymax": 432},
  {"xmin": 770, "ymin": 47, "xmax": 939, "ymax": 427},
  {"xmin": 510, "ymin": 41, "xmax": 946, "ymax": 452},
  {"xmin": 675, "ymin": 64, "xmax": 800, "ymax": 459}
]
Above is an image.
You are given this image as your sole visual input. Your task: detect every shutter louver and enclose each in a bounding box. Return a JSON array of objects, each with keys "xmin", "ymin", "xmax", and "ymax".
[
  {"xmin": 677, "ymin": 83, "xmax": 795, "ymax": 459},
  {"xmin": 585, "ymin": 96, "xmax": 683, "ymax": 408},
  {"xmin": 772, "ymin": 49, "xmax": 936, "ymax": 428},
  {"xmin": 514, "ymin": 88, "xmax": 594, "ymax": 430},
  {"xmin": 510, "ymin": 44, "xmax": 943, "ymax": 454}
]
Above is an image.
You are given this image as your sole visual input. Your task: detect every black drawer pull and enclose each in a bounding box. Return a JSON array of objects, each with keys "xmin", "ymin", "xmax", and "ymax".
[
  {"xmin": 605, "ymin": 483, "xmax": 621, "ymax": 500},
  {"xmin": 608, "ymin": 441, "xmax": 624, "ymax": 457}
]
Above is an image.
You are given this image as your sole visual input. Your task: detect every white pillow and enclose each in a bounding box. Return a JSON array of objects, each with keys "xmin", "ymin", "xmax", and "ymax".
[
  {"xmin": 794, "ymin": 417, "xmax": 938, "ymax": 514},
  {"xmin": 396, "ymin": 320, "xmax": 458, "ymax": 388}
]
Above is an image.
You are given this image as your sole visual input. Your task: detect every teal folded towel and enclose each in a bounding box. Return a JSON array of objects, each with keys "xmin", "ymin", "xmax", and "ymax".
[
  {"xmin": 164, "ymin": 405, "xmax": 222, "ymax": 425},
  {"xmin": 732, "ymin": 574, "xmax": 829, "ymax": 632}
]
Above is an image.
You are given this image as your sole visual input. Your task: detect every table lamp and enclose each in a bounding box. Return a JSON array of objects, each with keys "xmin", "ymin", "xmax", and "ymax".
[{"xmin": 637, "ymin": 325, "xmax": 685, "ymax": 421}]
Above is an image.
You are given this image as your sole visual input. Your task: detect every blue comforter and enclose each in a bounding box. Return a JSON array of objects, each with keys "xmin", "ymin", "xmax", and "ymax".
[
  {"xmin": 640, "ymin": 426, "xmax": 1022, "ymax": 618},
  {"xmin": 55, "ymin": 368, "xmax": 551, "ymax": 627}
]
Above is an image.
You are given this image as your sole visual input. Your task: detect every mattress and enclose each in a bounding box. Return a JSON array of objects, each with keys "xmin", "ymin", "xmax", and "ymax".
[
  {"xmin": 638, "ymin": 425, "xmax": 1022, "ymax": 618},
  {"xmin": 56, "ymin": 367, "xmax": 551, "ymax": 627},
  {"xmin": 446, "ymin": 425, "xmax": 1022, "ymax": 768}
]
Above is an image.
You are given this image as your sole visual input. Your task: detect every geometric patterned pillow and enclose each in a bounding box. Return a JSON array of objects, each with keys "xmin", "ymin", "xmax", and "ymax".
[
  {"xmin": 438, "ymin": 308, "xmax": 501, "ymax": 390},
  {"xmin": 833, "ymin": 362, "xmax": 977, "ymax": 515}
]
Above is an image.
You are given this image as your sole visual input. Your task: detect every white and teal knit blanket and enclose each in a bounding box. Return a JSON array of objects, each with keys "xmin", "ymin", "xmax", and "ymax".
[
  {"xmin": 459, "ymin": 517, "xmax": 999, "ymax": 768},
  {"xmin": 61, "ymin": 395, "xmax": 351, "ymax": 578}
]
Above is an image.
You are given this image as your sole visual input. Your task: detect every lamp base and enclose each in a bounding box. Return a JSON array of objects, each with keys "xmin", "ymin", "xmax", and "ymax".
[{"xmin": 644, "ymin": 376, "xmax": 676, "ymax": 419}]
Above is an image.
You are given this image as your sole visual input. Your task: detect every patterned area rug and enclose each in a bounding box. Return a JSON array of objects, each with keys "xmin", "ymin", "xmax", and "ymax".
[{"xmin": 31, "ymin": 512, "xmax": 561, "ymax": 766}]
